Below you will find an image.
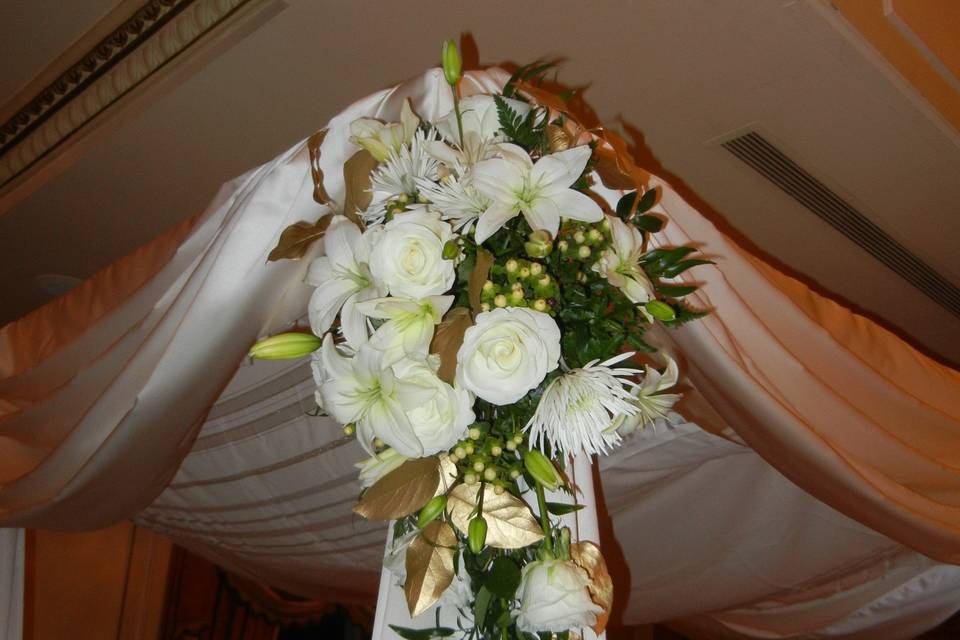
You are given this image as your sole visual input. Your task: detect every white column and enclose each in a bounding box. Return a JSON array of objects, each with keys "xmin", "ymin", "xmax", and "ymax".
[{"xmin": 372, "ymin": 456, "xmax": 605, "ymax": 639}]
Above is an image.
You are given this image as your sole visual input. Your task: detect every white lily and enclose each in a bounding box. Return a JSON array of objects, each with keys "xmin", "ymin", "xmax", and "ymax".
[
  {"xmin": 356, "ymin": 295, "xmax": 454, "ymax": 366},
  {"xmin": 593, "ymin": 215, "xmax": 656, "ymax": 305},
  {"xmin": 470, "ymin": 143, "xmax": 603, "ymax": 244},
  {"xmin": 318, "ymin": 335, "xmax": 433, "ymax": 457},
  {"xmin": 306, "ymin": 216, "xmax": 384, "ymax": 347},
  {"xmin": 356, "ymin": 447, "xmax": 408, "ymax": 488},
  {"xmin": 525, "ymin": 352, "xmax": 641, "ymax": 456},
  {"xmin": 428, "ymin": 94, "xmax": 531, "ymax": 166},
  {"xmin": 350, "ymin": 99, "xmax": 420, "ymax": 162},
  {"xmin": 614, "ymin": 356, "xmax": 681, "ymax": 435}
]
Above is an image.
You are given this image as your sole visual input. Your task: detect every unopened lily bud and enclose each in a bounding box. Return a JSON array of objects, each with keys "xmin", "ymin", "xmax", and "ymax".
[
  {"xmin": 249, "ymin": 332, "xmax": 322, "ymax": 360},
  {"xmin": 441, "ymin": 40, "xmax": 462, "ymax": 86},
  {"xmin": 442, "ymin": 240, "xmax": 460, "ymax": 260},
  {"xmin": 468, "ymin": 516, "xmax": 487, "ymax": 554},
  {"xmin": 524, "ymin": 450, "xmax": 560, "ymax": 490},
  {"xmin": 417, "ymin": 495, "xmax": 447, "ymax": 528},
  {"xmin": 646, "ymin": 300, "xmax": 677, "ymax": 321}
]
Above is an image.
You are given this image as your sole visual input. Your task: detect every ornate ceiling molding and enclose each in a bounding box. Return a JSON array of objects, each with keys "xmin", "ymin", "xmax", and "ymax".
[{"xmin": 0, "ymin": 0, "xmax": 267, "ymax": 190}]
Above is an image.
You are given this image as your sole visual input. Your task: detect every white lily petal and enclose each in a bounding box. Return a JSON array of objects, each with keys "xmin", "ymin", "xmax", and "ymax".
[
  {"xmin": 551, "ymin": 189, "xmax": 604, "ymax": 223},
  {"xmin": 475, "ymin": 202, "xmax": 519, "ymax": 244},
  {"xmin": 363, "ymin": 397, "xmax": 423, "ymax": 458},
  {"xmin": 308, "ymin": 278, "xmax": 359, "ymax": 336},
  {"xmin": 525, "ymin": 198, "xmax": 561, "ymax": 237},
  {"xmin": 324, "ymin": 216, "xmax": 362, "ymax": 269}
]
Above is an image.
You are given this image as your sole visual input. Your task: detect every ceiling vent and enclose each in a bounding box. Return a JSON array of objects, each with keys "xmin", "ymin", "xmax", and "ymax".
[{"xmin": 722, "ymin": 131, "xmax": 960, "ymax": 318}]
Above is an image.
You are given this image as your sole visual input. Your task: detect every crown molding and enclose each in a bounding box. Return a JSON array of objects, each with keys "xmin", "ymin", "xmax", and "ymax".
[{"xmin": 0, "ymin": 0, "xmax": 285, "ymax": 213}]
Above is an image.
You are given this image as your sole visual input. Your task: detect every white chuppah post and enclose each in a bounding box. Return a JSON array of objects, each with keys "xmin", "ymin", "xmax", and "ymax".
[
  {"xmin": 371, "ymin": 455, "xmax": 605, "ymax": 640},
  {"xmin": 0, "ymin": 528, "xmax": 24, "ymax": 640}
]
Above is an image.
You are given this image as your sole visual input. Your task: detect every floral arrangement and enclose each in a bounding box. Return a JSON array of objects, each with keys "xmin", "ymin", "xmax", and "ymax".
[{"xmin": 252, "ymin": 41, "xmax": 708, "ymax": 640}]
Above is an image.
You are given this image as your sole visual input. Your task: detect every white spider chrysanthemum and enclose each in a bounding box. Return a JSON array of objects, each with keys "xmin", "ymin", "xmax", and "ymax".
[
  {"xmin": 364, "ymin": 130, "xmax": 439, "ymax": 224},
  {"xmin": 416, "ymin": 172, "xmax": 491, "ymax": 232},
  {"xmin": 525, "ymin": 352, "xmax": 641, "ymax": 456}
]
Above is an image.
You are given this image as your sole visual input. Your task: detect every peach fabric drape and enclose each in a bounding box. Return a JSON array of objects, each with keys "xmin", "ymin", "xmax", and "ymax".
[{"xmin": 632, "ymin": 180, "xmax": 960, "ymax": 563}]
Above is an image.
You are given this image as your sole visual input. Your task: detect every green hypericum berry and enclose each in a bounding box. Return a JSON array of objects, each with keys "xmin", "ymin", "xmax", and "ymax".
[
  {"xmin": 646, "ymin": 300, "xmax": 677, "ymax": 321},
  {"xmin": 468, "ymin": 516, "xmax": 487, "ymax": 554},
  {"xmin": 494, "ymin": 294, "xmax": 507, "ymax": 308},
  {"xmin": 483, "ymin": 467, "xmax": 497, "ymax": 481},
  {"xmin": 417, "ymin": 495, "xmax": 447, "ymax": 528},
  {"xmin": 442, "ymin": 240, "xmax": 460, "ymax": 260}
]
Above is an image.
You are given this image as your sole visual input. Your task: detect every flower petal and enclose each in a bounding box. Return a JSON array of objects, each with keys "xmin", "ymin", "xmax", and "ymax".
[
  {"xmin": 324, "ymin": 216, "xmax": 362, "ymax": 269},
  {"xmin": 525, "ymin": 198, "xmax": 561, "ymax": 237},
  {"xmin": 475, "ymin": 202, "xmax": 519, "ymax": 244},
  {"xmin": 308, "ymin": 278, "xmax": 359, "ymax": 336},
  {"xmin": 551, "ymin": 189, "xmax": 604, "ymax": 223},
  {"xmin": 364, "ymin": 397, "xmax": 423, "ymax": 458}
]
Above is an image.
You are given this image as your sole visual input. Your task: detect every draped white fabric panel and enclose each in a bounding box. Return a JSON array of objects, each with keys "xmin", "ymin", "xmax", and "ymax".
[{"xmin": 0, "ymin": 528, "xmax": 24, "ymax": 640}]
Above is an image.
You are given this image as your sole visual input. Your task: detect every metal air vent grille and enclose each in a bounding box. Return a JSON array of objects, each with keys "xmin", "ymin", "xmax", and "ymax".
[{"xmin": 722, "ymin": 131, "xmax": 960, "ymax": 317}]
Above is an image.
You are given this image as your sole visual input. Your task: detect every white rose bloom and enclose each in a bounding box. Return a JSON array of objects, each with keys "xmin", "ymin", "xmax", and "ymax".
[
  {"xmin": 355, "ymin": 447, "xmax": 408, "ymax": 488},
  {"xmin": 392, "ymin": 358, "xmax": 474, "ymax": 455},
  {"xmin": 516, "ymin": 559, "xmax": 601, "ymax": 634},
  {"xmin": 455, "ymin": 307, "xmax": 561, "ymax": 405},
  {"xmin": 368, "ymin": 208, "xmax": 456, "ymax": 299}
]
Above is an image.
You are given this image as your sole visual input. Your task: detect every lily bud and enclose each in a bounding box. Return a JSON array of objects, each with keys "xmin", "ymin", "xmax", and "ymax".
[
  {"xmin": 441, "ymin": 40, "xmax": 462, "ymax": 86},
  {"xmin": 249, "ymin": 332, "xmax": 322, "ymax": 360},
  {"xmin": 468, "ymin": 515, "xmax": 488, "ymax": 554},
  {"xmin": 417, "ymin": 495, "xmax": 447, "ymax": 528},
  {"xmin": 646, "ymin": 300, "xmax": 676, "ymax": 321},
  {"xmin": 523, "ymin": 450, "xmax": 560, "ymax": 490}
]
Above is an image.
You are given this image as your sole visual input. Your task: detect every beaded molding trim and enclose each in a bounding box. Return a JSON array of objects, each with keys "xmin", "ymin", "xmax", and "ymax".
[{"xmin": 0, "ymin": 0, "xmax": 254, "ymax": 187}]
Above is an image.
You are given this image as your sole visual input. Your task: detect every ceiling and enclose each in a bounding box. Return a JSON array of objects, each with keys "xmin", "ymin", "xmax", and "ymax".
[{"xmin": 1, "ymin": 0, "xmax": 958, "ymax": 365}]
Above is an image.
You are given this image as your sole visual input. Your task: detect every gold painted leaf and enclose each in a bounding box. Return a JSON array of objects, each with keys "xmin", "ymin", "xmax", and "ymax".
[
  {"xmin": 446, "ymin": 483, "xmax": 543, "ymax": 549},
  {"xmin": 354, "ymin": 457, "xmax": 440, "ymax": 520},
  {"xmin": 430, "ymin": 307, "xmax": 472, "ymax": 384},
  {"xmin": 307, "ymin": 129, "xmax": 331, "ymax": 204},
  {"xmin": 468, "ymin": 248, "xmax": 494, "ymax": 315},
  {"xmin": 404, "ymin": 521, "xmax": 457, "ymax": 617},
  {"xmin": 570, "ymin": 541, "xmax": 614, "ymax": 635},
  {"xmin": 546, "ymin": 123, "xmax": 573, "ymax": 152},
  {"xmin": 342, "ymin": 149, "xmax": 378, "ymax": 226},
  {"xmin": 267, "ymin": 216, "xmax": 332, "ymax": 262},
  {"xmin": 437, "ymin": 454, "xmax": 458, "ymax": 494}
]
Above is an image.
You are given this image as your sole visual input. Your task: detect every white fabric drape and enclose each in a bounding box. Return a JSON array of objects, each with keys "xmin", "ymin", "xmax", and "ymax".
[{"xmin": 0, "ymin": 528, "xmax": 24, "ymax": 640}]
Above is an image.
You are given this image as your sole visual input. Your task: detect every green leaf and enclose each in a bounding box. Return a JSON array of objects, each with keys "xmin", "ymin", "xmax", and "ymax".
[
  {"xmin": 494, "ymin": 95, "xmax": 546, "ymax": 152},
  {"xmin": 546, "ymin": 502, "xmax": 585, "ymax": 516},
  {"xmin": 659, "ymin": 258, "xmax": 714, "ymax": 278},
  {"xmin": 656, "ymin": 284, "xmax": 698, "ymax": 298},
  {"xmin": 662, "ymin": 303, "xmax": 709, "ymax": 327},
  {"xmin": 485, "ymin": 557, "xmax": 522, "ymax": 599},
  {"xmin": 474, "ymin": 585, "xmax": 493, "ymax": 630},
  {"xmin": 633, "ymin": 215, "xmax": 664, "ymax": 233},
  {"xmin": 615, "ymin": 189, "xmax": 658, "ymax": 219},
  {"xmin": 388, "ymin": 625, "xmax": 456, "ymax": 639}
]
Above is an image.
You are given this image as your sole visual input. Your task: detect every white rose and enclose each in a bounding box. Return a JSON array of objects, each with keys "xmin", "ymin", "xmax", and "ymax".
[
  {"xmin": 368, "ymin": 209, "xmax": 456, "ymax": 299},
  {"xmin": 516, "ymin": 559, "xmax": 601, "ymax": 634},
  {"xmin": 392, "ymin": 358, "xmax": 474, "ymax": 455},
  {"xmin": 355, "ymin": 447, "xmax": 408, "ymax": 488},
  {"xmin": 456, "ymin": 307, "xmax": 561, "ymax": 405}
]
